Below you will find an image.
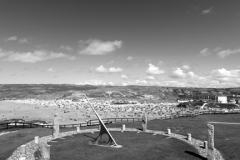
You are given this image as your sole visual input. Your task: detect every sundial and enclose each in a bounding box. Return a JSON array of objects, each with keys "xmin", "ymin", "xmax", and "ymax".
[{"xmin": 81, "ymin": 94, "xmax": 122, "ymax": 148}]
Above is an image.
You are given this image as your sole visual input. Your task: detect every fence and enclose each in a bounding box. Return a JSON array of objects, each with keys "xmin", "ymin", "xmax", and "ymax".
[
  {"xmin": 1, "ymin": 110, "xmax": 240, "ymax": 131},
  {"xmin": 0, "ymin": 121, "xmax": 90, "ymax": 131},
  {"xmin": 0, "ymin": 118, "xmax": 141, "ymax": 131}
]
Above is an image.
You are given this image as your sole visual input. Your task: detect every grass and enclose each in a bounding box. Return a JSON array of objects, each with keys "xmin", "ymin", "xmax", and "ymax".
[
  {"xmin": 49, "ymin": 132, "xmax": 202, "ymax": 160},
  {"xmin": 107, "ymin": 114, "xmax": 240, "ymax": 160},
  {"xmin": 0, "ymin": 126, "xmax": 96, "ymax": 160},
  {"xmin": 1, "ymin": 114, "xmax": 240, "ymax": 160}
]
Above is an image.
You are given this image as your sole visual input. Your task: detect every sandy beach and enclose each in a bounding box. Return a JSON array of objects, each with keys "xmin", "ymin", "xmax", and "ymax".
[
  {"xmin": 0, "ymin": 100, "xmax": 138, "ymax": 125},
  {"xmin": 0, "ymin": 99, "xmax": 181, "ymax": 125}
]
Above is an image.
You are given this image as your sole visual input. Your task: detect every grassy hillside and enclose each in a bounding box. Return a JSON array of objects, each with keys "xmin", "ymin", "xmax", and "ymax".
[{"xmin": 1, "ymin": 84, "xmax": 240, "ymax": 102}]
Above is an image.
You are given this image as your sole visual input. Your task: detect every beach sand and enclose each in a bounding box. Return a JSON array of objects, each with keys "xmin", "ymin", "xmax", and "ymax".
[{"xmin": 0, "ymin": 100, "xmax": 135, "ymax": 125}]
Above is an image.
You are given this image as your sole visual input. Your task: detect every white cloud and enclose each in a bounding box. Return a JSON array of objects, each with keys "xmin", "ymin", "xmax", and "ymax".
[
  {"xmin": 188, "ymin": 71, "xmax": 195, "ymax": 77},
  {"xmin": 0, "ymin": 48, "xmax": 75, "ymax": 63},
  {"xmin": 95, "ymin": 65, "xmax": 123, "ymax": 73},
  {"xmin": 182, "ymin": 65, "xmax": 190, "ymax": 70},
  {"xmin": 77, "ymin": 80, "xmax": 115, "ymax": 86},
  {"xmin": 79, "ymin": 39, "xmax": 122, "ymax": 55},
  {"xmin": 170, "ymin": 68, "xmax": 186, "ymax": 78},
  {"xmin": 18, "ymin": 38, "xmax": 30, "ymax": 43},
  {"xmin": 146, "ymin": 76, "xmax": 155, "ymax": 80},
  {"xmin": 121, "ymin": 75, "xmax": 128, "ymax": 79},
  {"xmin": 211, "ymin": 68, "xmax": 240, "ymax": 77},
  {"xmin": 95, "ymin": 65, "xmax": 108, "ymax": 73},
  {"xmin": 146, "ymin": 63, "xmax": 165, "ymax": 75},
  {"xmin": 60, "ymin": 45, "xmax": 73, "ymax": 51},
  {"xmin": 109, "ymin": 67, "xmax": 123, "ymax": 73},
  {"xmin": 217, "ymin": 49, "xmax": 240, "ymax": 58},
  {"xmin": 199, "ymin": 48, "xmax": 211, "ymax": 56},
  {"xmin": 127, "ymin": 56, "xmax": 133, "ymax": 61},
  {"xmin": 47, "ymin": 68, "xmax": 57, "ymax": 73},
  {"xmin": 77, "ymin": 68, "xmax": 240, "ymax": 87},
  {"xmin": 136, "ymin": 80, "xmax": 147, "ymax": 85},
  {"xmin": 4, "ymin": 36, "xmax": 17, "ymax": 42},
  {"xmin": 202, "ymin": 7, "xmax": 213, "ymax": 14}
]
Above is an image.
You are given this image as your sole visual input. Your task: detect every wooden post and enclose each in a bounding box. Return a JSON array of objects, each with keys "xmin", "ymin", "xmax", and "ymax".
[
  {"xmin": 98, "ymin": 124, "xmax": 101, "ymax": 130},
  {"xmin": 121, "ymin": 124, "xmax": 125, "ymax": 132}
]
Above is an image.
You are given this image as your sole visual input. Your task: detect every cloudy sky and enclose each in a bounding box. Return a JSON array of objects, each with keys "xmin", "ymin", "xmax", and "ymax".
[{"xmin": 1, "ymin": 0, "xmax": 240, "ymax": 87}]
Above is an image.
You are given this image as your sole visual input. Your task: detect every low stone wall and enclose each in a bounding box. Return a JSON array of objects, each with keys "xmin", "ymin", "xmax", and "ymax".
[{"xmin": 7, "ymin": 128, "xmax": 224, "ymax": 160}]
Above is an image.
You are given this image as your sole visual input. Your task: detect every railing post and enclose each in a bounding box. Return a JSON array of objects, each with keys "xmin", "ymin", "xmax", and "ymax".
[{"xmin": 121, "ymin": 124, "xmax": 125, "ymax": 132}]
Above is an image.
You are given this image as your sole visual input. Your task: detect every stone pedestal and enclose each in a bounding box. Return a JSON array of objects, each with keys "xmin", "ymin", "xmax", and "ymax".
[
  {"xmin": 19, "ymin": 157, "xmax": 26, "ymax": 160},
  {"xmin": 207, "ymin": 149, "xmax": 216, "ymax": 160},
  {"xmin": 121, "ymin": 124, "xmax": 125, "ymax": 132},
  {"xmin": 35, "ymin": 136, "xmax": 39, "ymax": 144},
  {"xmin": 207, "ymin": 124, "xmax": 215, "ymax": 160},
  {"xmin": 207, "ymin": 124, "xmax": 214, "ymax": 150},
  {"xmin": 167, "ymin": 128, "xmax": 171, "ymax": 135},
  {"xmin": 35, "ymin": 142, "xmax": 50, "ymax": 160},
  {"xmin": 20, "ymin": 145, "xmax": 26, "ymax": 157},
  {"xmin": 142, "ymin": 112, "xmax": 147, "ymax": 132},
  {"xmin": 76, "ymin": 126, "xmax": 80, "ymax": 133},
  {"xmin": 52, "ymin": 113, "xmax": 59, "ymax": 138}
]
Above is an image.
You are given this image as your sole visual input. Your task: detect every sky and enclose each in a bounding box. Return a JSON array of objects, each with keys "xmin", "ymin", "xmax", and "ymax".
[{"xmin": 0, "ymin": 0, "xmax": 240, "ymax": 87}]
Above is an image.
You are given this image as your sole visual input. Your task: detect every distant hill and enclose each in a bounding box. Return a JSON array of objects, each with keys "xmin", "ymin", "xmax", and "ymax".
[
  {"xmin": 0, "ymin": 84, "xmax": 240, "ymax": 102},
  {"xmin": 0, "ymin": 84, "xmax": 178, "ymax": 101}
]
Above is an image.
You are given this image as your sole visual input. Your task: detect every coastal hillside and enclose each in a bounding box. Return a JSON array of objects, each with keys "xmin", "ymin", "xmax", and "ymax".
[{"xmin": 1, "ymin": 84, "xmax": 240, "ymax": 102}]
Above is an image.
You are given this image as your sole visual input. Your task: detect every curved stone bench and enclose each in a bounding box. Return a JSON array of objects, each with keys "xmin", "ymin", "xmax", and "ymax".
[{"xmin": 7, "ymin": 128, "xmax": 224, "ymax": 160}]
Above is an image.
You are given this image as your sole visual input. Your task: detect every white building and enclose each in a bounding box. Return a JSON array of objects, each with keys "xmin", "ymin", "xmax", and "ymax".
[{"xmin": 217, "ymin": 96, "xmax": 227, "ymax": 103}]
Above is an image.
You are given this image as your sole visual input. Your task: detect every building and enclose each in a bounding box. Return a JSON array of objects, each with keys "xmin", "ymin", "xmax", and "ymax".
[{"xmin": 217, "ymin": 96, "xmax": 227, "ymax": 103}]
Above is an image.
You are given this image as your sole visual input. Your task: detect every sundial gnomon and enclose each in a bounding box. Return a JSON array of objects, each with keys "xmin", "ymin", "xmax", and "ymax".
[{"xmin": 81, "ymin": 94, "xmax": 122, "ymax": 148}]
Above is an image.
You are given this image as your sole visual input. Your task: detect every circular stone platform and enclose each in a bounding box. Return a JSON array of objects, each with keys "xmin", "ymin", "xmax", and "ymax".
[{"xmin": 48, "ymin": 131, "xmax": 202, "ymax": 160}]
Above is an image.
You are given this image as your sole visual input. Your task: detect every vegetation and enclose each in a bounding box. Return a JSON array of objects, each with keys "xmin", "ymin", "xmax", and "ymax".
[
  {"xmin": 1, "ymin": 114, "xmax": 240, "ymax": 160},
  {"xmin": 107, "ymin": 114, "xmax": 240, "ymax": 160},
  {"xmin": 1, "ymin": 84, "xmax": 240, "ymax": 102}
]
